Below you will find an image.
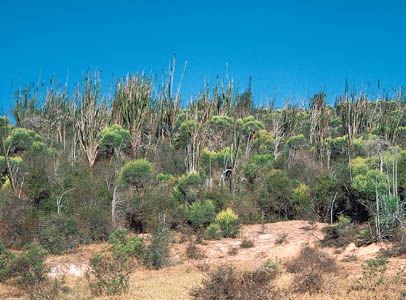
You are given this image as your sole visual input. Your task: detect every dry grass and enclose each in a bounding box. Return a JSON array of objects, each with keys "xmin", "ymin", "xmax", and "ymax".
[
  {"xmin": 60, "ymin": 267, "xmax": 406, "ymax": 300},
  {"xmin": 126, "ymin": 265, "xmax": 204, "ymax": 300},
  {"xmin": 1, "ymin": 221, "xmax": 405, "ymax": 300},
  {"xmin": 289, "ymin": 273, "xmax": 406, "ymax": 300}
]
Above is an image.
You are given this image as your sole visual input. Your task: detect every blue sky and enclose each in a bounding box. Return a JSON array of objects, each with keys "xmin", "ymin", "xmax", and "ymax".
[{"xmin": 1, "ymin": 0, "xmax": 405, "ymax": 111}]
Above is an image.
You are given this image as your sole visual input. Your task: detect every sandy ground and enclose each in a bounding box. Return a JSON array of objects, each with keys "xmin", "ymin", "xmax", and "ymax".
[
  {"xmin": 45, "ymin": 220, "xmax": 405, "ymax": 278},
  {"xmin": 1, "ymin": 220, "xmax": 405, "ymax": 299}
]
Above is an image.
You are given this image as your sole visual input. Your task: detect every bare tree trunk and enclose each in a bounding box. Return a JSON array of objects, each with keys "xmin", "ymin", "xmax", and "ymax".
[
  {"xmin": 112, "ymin": 186, "xmax": 119, "ymax": 228},
  {"xmin": 2, "ymin": 140, "xmax": 17, "ymax": 193},
  {"xmin": 375, "ymin": 185, "xmax": 381, "ymax": 242},
  {"xmin": 57, "ymin": 188, "xmax": 75, "ymax": 216},
  {"xmin": 330, "ymin": 192, "xmax": 338, "ymax": 225}
]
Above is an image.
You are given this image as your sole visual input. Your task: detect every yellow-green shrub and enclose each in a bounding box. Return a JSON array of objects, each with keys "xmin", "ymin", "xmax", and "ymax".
[{"xmin": 215, "ymin": 208, "xmax": 239, "ymax": 238}]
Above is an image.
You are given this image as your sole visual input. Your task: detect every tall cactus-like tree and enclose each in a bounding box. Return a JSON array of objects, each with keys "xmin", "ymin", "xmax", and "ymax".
[
  {"xmin": 12, "ymin": 84, "xmax": 42, "ymax": 129},
  {"xmin": 76, "ymin": 73, "xmax": 107, "ymax": 169},
  {"xmin": 151, "ymin": 58, "xmax": 186, "ymax": 140},
  {"xmin": 309, "ymin": 93, "xmax": 330, "ymax": 165},
  {"xmin": 111, "ymin": 74, "xmax": 152, "ymax": 157},
  {"xmin": 43, "ymin": 81, "xmax": 72, "ymax": 149}
]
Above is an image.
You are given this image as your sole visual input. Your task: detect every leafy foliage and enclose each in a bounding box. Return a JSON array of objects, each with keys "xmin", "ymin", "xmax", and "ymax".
[
  {"xmin": 205, "ymin": 223, "xmax": 223, "ymax": 240},
  {"xmin": 108, "ymin": 227, "xmax": 145, "ymax": 259},
  {"xmin": 119, "ymin": 159, "xmax": 153, "ymax": 188},
  {"xmin": 98, "ymin": 124, "xmax": 131, "ymax": 156},
  {"xmin": 215, "ymin": 208, "xmax": 239, "ymax": 238},
  {"xmin": 4, "ymin": 128, "xmax": 42, "ymax": 153},
  {"xmin": 0, "ymin": 243, "xmax": 48, "ymax": 287},
  {"xmin": 145, "ymin": 223, "xmax": 171, "ymax": 269},
  {"xmin": 0, "ymin": 71, "xmax": 404, "ymax": 279},
  {"xmin": 86, "ymin": 251, "xmax": 130, "ymax": 296},
  {"xmin": 187, "ymin": 199, "xmax": 215, "ymax": 230}
]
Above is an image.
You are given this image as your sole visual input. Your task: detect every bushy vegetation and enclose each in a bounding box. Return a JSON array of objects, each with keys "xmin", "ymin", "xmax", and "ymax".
[
  {"xmin": 186, "ymin": 199, "xmax": 216, "ymax": 230},
  {"xmin": 351, "ymin": 256, "xmax": 389, "ymax": 292},
  {"xmin": 205, "ymin": 223, "xmax": 223, "ymax": 240},
  {"xmin": 28, "ymin": 277, "xmax": 70, "ymax": 300},
  {"xmin": 190, "ymin": 264, "xmax": 279, "ymax": 300},
  {"xmin": 0, "ymin": 69, "xmax": 405, "ymax": 298},
  {"xmin": 38, "ymin": 215, "xmax": 82, "ymax": 254},
  {"xmin": 145, "ymin": 223, "xmax": 171, "ymax": 269},
  {"xmin": 214, "ymin": 208, "xmax": 239, "ymax": 238},
  {"xmin": 321, "ymin": 215, "xmax": 364, "ymax": 248},
  {"xmin": 108, "ymin": 227, "xmax": 145, "ymax": 259},
  {"xmin": 86, "ymin": 251, "xmax": 130, "ymax": 296},
  {"xmin": 0, "ymin": 242, "xmax": 47, "ymax": 288},
  {"xmin": 286, "ymin": 246, "xmax": 337, "ymax": 294},
  {"xmin": 185, "ymin": 242, "xmax": 206, "ymax": 259}
]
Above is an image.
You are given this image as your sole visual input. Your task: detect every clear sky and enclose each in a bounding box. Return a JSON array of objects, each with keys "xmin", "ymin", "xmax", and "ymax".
[{"xmin": 1, "ymin": 0, "xmax": 405, "ymax": 111}]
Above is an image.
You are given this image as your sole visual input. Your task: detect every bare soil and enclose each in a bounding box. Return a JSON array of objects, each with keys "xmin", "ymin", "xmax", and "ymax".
[{"xmin": 1, "ymin": 220, "xmax": 405, "ymax": 299}]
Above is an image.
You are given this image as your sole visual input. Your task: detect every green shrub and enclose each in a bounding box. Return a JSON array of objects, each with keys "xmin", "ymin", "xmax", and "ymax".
[
  {"xmin": 10, "ymin": 244, "xmax": 48, "ymax": 287},
  {"xmin": 205, "ymin": 223, "xmax": 223, "ymax": 240},
  {"xmin": 4, "ymin": 128, "xmax": 42, "ymax": 153},
  {"xmin": 263, "ymin": 257, "xmax": 282, "ymax": 276},
  {"xmin": 86, "ymin": 252, "xmax": 130, "ymax": 296},
  {"xmin": 243, "ymin": 154, "xmax": 273, "ymax": 185},
  {"xmin": 38, "ymin": 216, "xmax": 82, "ymax": 254},
  {"xmin": 352, "ymin": 169, "xmax": 389, "ymax": 198},
  {"xmin": 119, "ymin": 159, "xmax": 153, "ymax": 188},
  {"xmin": 80, "ymin": 207, "xmax": 112, "ymax": 242},
  {"xmin": 145, "ymin": 223, "xmax": 171, "ymax": 269},
  {"xmin": 187, "ymin": 200, "xmax": 215, "ymax": 230},
  {"xmin": 98, "ymin": 124, "xmax": 131, "ymax": 155},
  {"xmin": 0, "ymin": 156, "xmax": 22, "ymax": 174},
  {"xmin": 255, "ymin": 169, "xmax": 295, "ymax": 219},
  {"xmin": 173, "ymin": 172, "xmax": 203, "ymax": 203},
  {"xmin": 156, "ymin": 173, "xmax": 174, "ymax": 182},
  {"xmin": 108, "ymin": 228, "xmax": 145, "ymax": 259},
  {"xmin": 0, "ymin": 240, "xmax": 15, "ymax": 282},
  {"xmin": 215, "ymin": 208, "xmax": 239, "ymax": 238},
  {"xmin": 39, "ymin": 226, "xmax": 64, "ymax": 255},
  {"xmin": 0, "ymin": 243, "xmax": 49, "ymax": 290},
  {"xmin": 353, "ymin": 257, "xmax": 389, "ymax": 291},
  {"xmin": 292, "ymin": 183, "xmax": 312, "ymax": 218}
]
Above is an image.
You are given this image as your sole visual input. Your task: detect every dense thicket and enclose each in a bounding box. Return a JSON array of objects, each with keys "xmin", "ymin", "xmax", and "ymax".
[{"xmin": 0, "ymin": 67, "xmax": 405, "ymax": 251}]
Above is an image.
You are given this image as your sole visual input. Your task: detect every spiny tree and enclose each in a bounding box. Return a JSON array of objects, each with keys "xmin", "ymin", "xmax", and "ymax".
[
  {"xmin": 309, "ymin": 93, "xmax": 330, "ymax": 165},
  {"xmin": 173, "ymin": 88, "xmax": 217, "ymax": 174},
  {"xmin": 111, "ymin": 74, "xmax": 152, "ymax": 157},
  {"xmin": 12, "ymin": 84, "xmax": 42, "ymax": 129},
  {"xmin": 151, "ymin": 57, "xmax": 185, "ymax": 141},
  {"xmin": 43, "ymin": 82, "xmax": 73, "ymax": 149},
  {"xmin": 76, "ymin": 73, "xmax": 108, "ymax": 169}
]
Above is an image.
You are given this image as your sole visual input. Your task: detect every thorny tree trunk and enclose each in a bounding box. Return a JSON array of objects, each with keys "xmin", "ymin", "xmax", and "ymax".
[
  {"xmin": 111, "ymin": 74, "xmax": 152, "ymax": 158},
  {"xmin": 76, "ymin": 73, "xmax": 107, "ymax": 169},
  {"xmin": 270, "ymin": 112, "xmax": 284, "ymax": 159},
  {"xmin": 2, "ymin": 140, "xmax": 17, "ymax": 192},
  {"xmin": 112, "ymin": 186, "xmax": 120, "ymax": 228}
]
